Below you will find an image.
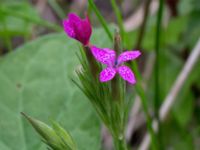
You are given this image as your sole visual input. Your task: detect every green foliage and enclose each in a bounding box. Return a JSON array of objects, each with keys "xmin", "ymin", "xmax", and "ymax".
[
  {"xmin": 161, "ymin": 118, "xmax": 194, "ymax": 150},
  {"xmin": 126, "ymin": 15, "xmax": 189, "ymax": 51},
  {"xmin": 147, "ymin": 47, "xmax": 200, "ymax": 148},
  {"xmin": 0, "ymin": 28, "xmax": 112, "ymax": 150},
  {"xmin": 0, "ymin": 1, "xmax": 61, "ymax": 40},
  {"xmin": 0, "ymin": 1, "xmax": 40, "ymax": 36}
]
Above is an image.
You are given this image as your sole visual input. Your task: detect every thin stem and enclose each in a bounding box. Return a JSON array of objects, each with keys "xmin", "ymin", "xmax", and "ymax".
[
  {"xmin": 113, "ymin": 135, "xmax": 128, "ymax": 150},
  {"xmin": 135, "ymin": 0, "xmax": 152, "ymax": 49},
  {"xmin": 155, "ymin": 0, "xmax": 163, "ymax": 120},
  {"xmin": 112, "ymin": 31, "xmax": 122, "ymax": 101},
  {"xmin": 110, "ymin": 2, "xmax": 154, "ymax": 149},
  {"xmin": 154, "ymin": 0, "xmax": 164, "ymax": 148},
  {"xmin": 155, "ymin": 0, "xmax": 164, "ymax": 119},
  {"xmin": 88, "ymin": 0, "xmax": 113, "ymax": 41},
  {"xmin": 115, "ymin": 6, "xmax": 156, "ymax": 148}
]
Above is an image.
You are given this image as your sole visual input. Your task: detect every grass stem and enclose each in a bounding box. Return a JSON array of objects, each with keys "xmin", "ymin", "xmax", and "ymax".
[{"xmin": 155, "ymin": 0, "xmax": 164, "ymax": 148}]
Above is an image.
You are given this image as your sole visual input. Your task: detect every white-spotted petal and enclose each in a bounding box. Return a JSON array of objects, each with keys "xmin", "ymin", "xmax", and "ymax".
[
  {"xmin": 91, "ymin": 46, "xmax": 116, "ymax": 66},
  {"xmin": 100, "ymin": 67, "xmax": 116, "ymax": 82},
  {"xmin": 118, "ymin": 50, "xmax": 141, "ymax": 64},
  {"xmin": 117, "ymin": 66, "xmax": 136, "ymax": 84}
]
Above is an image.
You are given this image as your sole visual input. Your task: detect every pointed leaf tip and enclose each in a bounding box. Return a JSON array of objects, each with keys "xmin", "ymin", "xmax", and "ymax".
[{"xmin": 21, "ymin": 113, "xmax": 76, "ymax": 150}]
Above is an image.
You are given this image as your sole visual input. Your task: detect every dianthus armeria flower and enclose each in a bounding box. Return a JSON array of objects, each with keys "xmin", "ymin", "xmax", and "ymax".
[
  {"xmin": 63, "ymin": 13, "xmax": 92, "ymax": 46},
  {"xmin": 91, "ymin": 46, "xmax": 141, "ymax": 84}
]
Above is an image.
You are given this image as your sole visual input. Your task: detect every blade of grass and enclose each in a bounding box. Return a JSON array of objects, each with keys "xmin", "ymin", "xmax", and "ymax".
[
  {"xmin": 88, "ymin": 0, "xmax": 113, "ymax": 41},
  {"xmin": 155, "ymin": 0, "xmax": 163, "ymax": 120},
  {"xmin": 155, "ymin": 0, "xmax": 164, "ymax": 119},
  {"xmin": 154, "ymin": 0, "xmax": 164, "ymax": 148}
]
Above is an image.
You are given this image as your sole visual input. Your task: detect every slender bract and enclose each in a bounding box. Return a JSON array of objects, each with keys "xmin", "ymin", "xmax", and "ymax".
[{"xmin": 21, "ymin": 113, "xmax": 77, "ymax": 150}]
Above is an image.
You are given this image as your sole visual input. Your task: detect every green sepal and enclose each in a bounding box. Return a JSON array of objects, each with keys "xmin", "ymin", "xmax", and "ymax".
[
  {"xmin": 51, "ymin": 121, "xmax": 77, "ymax": 150},
  {"xmin": 21, "ymin": 112, "xmax": 76, "ymax": 150}
]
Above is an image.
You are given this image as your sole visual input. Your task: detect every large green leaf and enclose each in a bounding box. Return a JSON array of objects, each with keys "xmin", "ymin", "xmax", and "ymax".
[{"xmin": 0, "ymin": 28, "xmax": 112, "ymax": 150}]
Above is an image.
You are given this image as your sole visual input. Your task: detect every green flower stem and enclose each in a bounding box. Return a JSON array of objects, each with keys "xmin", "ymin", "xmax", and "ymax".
[
  {"xmin": 88, "ymin": 0, "xmax": 113, "ymax": 41},
  {"xmin": 83, "ymin": 46, "xmax": 99, "ymax": 79},
  {"xmin": 110, "ymin": 31, "xmax": 129, "ymax": 150},
  {"xmin": 87, "ymin": 1, "xmax": 156, "ymax": 149},
  {"xmin": 113, "ymin": 135, "xmax": 128, "ymax": 150}
]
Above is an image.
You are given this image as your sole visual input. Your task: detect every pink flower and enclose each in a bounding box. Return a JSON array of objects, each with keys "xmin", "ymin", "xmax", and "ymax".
[
  {"xmin": 63, "ymin": 13, "xmax": 92, "ymax": 46},
  {"xmin": 91, "ymin": 46, "xmax": 141, "ymax": 84}
]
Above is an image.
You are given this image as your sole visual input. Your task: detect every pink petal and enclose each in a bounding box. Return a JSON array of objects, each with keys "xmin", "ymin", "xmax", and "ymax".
[
  {"xmin": 63, "ymin": 20, "xmax": 75, "ymax": 38},
  {"xmin": 117, "ymin": 50, "xmax": 141, "ymax": 64},
  {"xmin": 117, "ymin": 66, "xmax": 136, "ymax": 84},
  {"xmin": 68, "ymin": 13, "xmax": 81, "ymax": 23},
  {"xmin": 81, "ymin": 16, "xmax": 92, "ymax": 45},
  {"xmin": 63, "ymin": 13, "xmax": 92, "ymax": 45},
  {"xmin": 100, "ymin": 67, "xmax": 116, "ymax": 82},
  {"xmin": 91, "ymin": 46, "xmax": 116, "ymax": 66}
]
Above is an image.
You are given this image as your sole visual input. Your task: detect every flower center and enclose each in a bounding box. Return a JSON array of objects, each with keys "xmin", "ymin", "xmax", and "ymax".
[{"xmin": 114, "ymin": 59, "xmax": 118, "ymax": 68}]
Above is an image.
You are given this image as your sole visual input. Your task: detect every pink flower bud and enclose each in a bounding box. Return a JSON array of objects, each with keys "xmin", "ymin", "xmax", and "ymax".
[{"xmin": 63, "ymin": 13, "xmax": 92, "ymax": 46}]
